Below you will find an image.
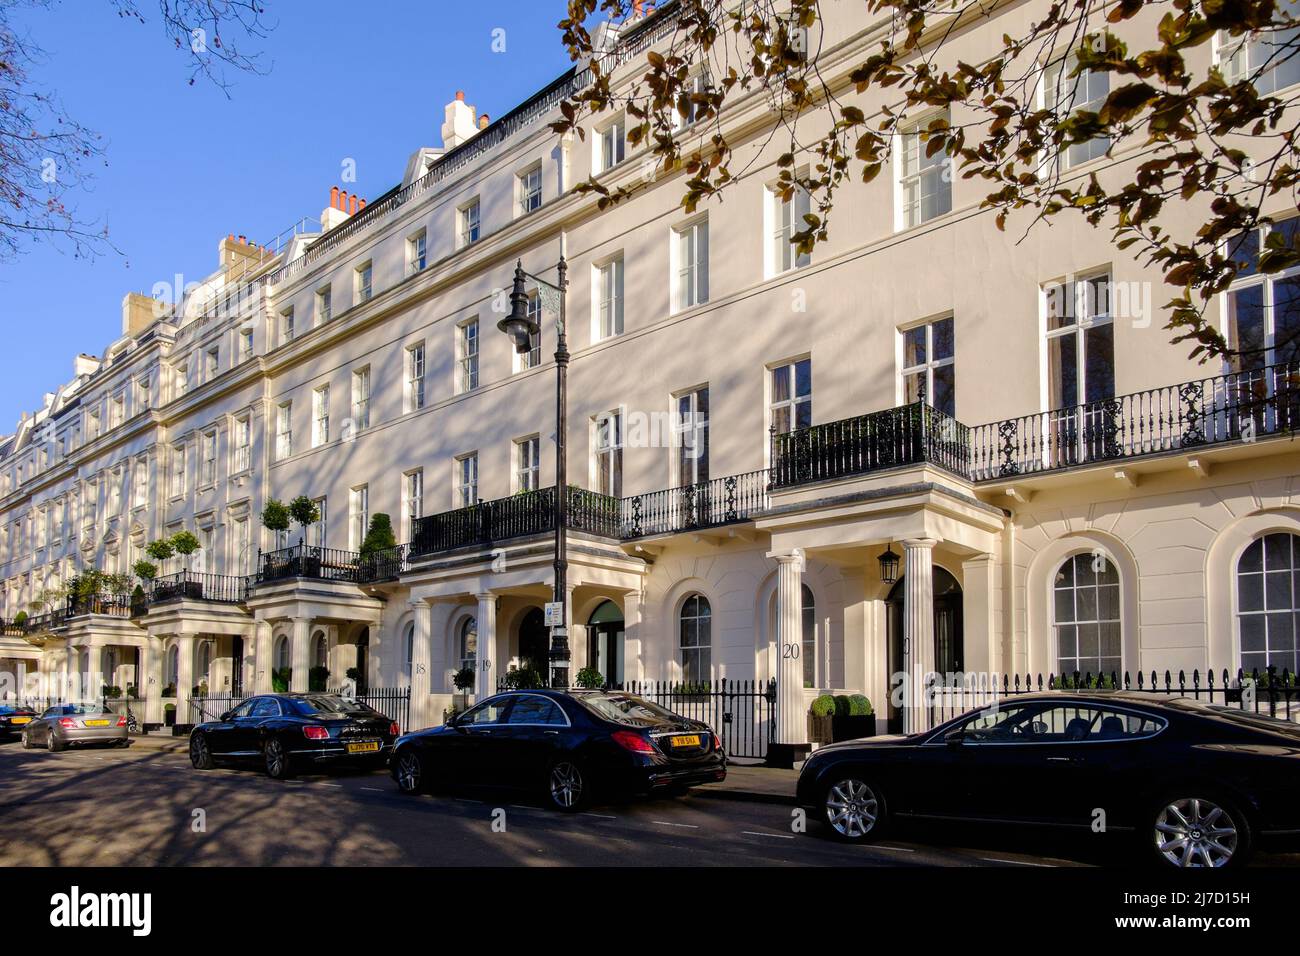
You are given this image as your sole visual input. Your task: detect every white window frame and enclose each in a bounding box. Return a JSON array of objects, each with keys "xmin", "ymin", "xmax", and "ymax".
[
  {"xmin": 455, "ymin": 453, "xmax": 479, "ymax": 508},
  {"xmin": 1041, "ymin": 54, "xmax": 1111, "ymax": 172},
  {"xmin": 898, "ymin": 315, "xmax": 956, "ymax": 417},
  {"xmin": 408, "ymin": 228, "xmax": 427, "ymax": 275},
  {"xmin": 671, "ymin": 218, "xmax": 709, "ymax": 313},
  {"xmin": 232, "ymin": 416, "xmax": 251, "ymax": 474},
  {"xmin": 897, "ymin": 111, "xmax": 953, "ymax": 230},
  {"xmin": 280, "ymin": 307, "xmax": 295, "ymax": 346},
  {"xmin": 518, "ymin": 163, "xmax": 543, "ymax": 217},
  {"xmin": 406, "ymin": 342, "xmax": 427, "ymax": 412},
  {"xmin": 351, "ymin": 366, "xmax": 371, "ymax": 431},
  {"xmin": 349, "ymin": 484, "xmax": 369, "ymax": 551},
  {"xmin": 765, "ymin": 180, "xmax": 811, "ymax": 277},
  {"xmin": 593, "ymin": 409, "xmax": 624, "ymax": 497},
  {"xmin": 596, "ymin": 115, "xmax": 627, "ymax": 173},
  {"xmin": 403, "ymin": 469, "xmax": 424, "ymax": 540},
  {"xmin": 316, "ymin": 285, "xmax": 332, "ymax": 323},
  {"xmin": 169, "ymin": 443, "xmax": 186, "ymax": 499},
  {"xmin": 595, "ymin": 255, "xmax": 624, "ymax": 339},
  {"xmin": 768, "ymin": 357, "xmax": 813, "ymax": 436},
  {"xmin": 515, "ymin": 435, "xmax": 540, "ymax": 492},
  {"xmin": 201, "ymin": 429, "xmax": 218, "ymax": 487},
  {"xmin": 458, "ymin": 198, "xmax": 481, "ymax": 248},
  {"xmin": 355, "ymin": 261, "xmax": 373, "ymax": 304},
  {"xmin": 457, "ymin": 319, "xmax": 479, "ymax": 394},
  {"xmin": 312, "ymin": 384, "xmax": 330, "ymax": 448},
  {"xmin": 276, "ymin": 402, "xmax": 293, "ymax": 461}
]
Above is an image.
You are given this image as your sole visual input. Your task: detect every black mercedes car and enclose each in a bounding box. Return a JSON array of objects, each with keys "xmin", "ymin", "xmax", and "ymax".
[
  {"xmin": 390, "ymin": 689, "xmax": 726, "ymax": 810},
  {"xmin": 0, "ymin": 704, "xmax": 37, "ymax": 740},
  {"xmin": 797, "ymin": 691, "xmax": 1300, "ymax": 868},
  {"xmin": 189, "ymin": 693, "xmax": 398, "ymax": 779}
]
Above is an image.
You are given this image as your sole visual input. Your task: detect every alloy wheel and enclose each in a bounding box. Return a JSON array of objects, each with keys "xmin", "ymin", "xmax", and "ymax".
[
  {"xmin": 395, "ymin": 751, "xmax": 422, "ymax": 794},
  {"xmin": 264, "ymin": 739, "xmax": 288, "ymax": 778},
  {"xmin": 1154, "ymin": 797, "xmax": 1239, "ymax": 868},
  {"xmin": 825, "ymin": 778, "xmax": 879, "ymax": 839},
  {"xmin": 190, "ymin": 734, "xmax": 211, "ymax": 770},
  {"xmin": 549, "ymin": 761, "xmax": 584, "ymax": 810}
]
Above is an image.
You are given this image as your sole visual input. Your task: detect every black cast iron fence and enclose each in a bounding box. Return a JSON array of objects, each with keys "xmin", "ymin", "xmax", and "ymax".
[
  {"xmin": 925, "ymin": 667, "xmax": 1300, "ymax": 727},
  {"xmin": 149, "ymin": 571, "xmax": 249, "ymax": 605},
  {"xmin": 188, "ymin": 686, "xmax": 411, "ymax": 732}
]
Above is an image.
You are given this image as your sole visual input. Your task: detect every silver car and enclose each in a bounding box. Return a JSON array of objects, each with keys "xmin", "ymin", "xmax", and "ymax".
[{"xmin": 21, "ymin": 703, "xmax": 129, "ymax": 751}]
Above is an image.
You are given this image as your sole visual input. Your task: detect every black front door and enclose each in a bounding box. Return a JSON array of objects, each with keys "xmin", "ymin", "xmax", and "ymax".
[
  {"xmin": 231, "ymin": 637, "xmax": 245, "ymax": 696},
  {"xmin": 518, "ymin": 608, "xmax": 549, "ymax": 676},
  {"xmin": 885, "ymin": 567, "xmax": 964, "ymax": 734}
]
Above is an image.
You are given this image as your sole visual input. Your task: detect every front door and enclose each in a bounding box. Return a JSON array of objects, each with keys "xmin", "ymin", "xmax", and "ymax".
[
  {"xmin": 231, "ymin": 637, "xmax": 245, "ymax": 697},
  {"xmin": 586, "ymin": 600, "xmax": 625, "ymax": 686},
  {"xmin": 885, "ymin": 567, "xmax": 964, "ymax": 734},
  {"xmin": 518, "ymin": 608, "xmax": 549, "ymax": 676}
]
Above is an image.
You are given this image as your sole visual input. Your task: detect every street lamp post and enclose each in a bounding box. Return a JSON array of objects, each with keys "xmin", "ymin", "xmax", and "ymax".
[{"xmin": 498, "ymin": 258, "xmax": 570, "ymax": 689}]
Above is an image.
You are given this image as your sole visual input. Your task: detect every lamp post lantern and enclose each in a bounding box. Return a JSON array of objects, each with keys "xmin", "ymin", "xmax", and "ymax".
[{"xmin": 498, "ymin": 258, "xmax": 570, "ymax": 689}]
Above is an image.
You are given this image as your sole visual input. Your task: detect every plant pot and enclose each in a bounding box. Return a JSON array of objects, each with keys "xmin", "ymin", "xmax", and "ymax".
[
  {"xmin": 831, "ymin": 714, "xmax": 876, "ymax": 743},
  {"xmin": 301, "ymin": 556, "xmax": 323, "ymax": 577},
  {"xmin": 807, "ymin": 713, "xmax": 833, "ymax": 744}
]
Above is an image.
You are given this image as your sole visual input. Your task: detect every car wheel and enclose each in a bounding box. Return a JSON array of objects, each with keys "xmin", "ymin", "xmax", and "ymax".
[
  {"xmin": 1151, "ymin": 795, "xmax": 1251, "ymax": 869},
  {"xmin": 189, "ymin": 733, "xmax": 214, "ymax": 770},
  {"xmin": 20, "ymin": 729, "xmax": 32, "ymax": 750},
  {"xmin": 546, "ymin": 759, "xmax": 588, "ymax": 812},
  {"xmin": 47, "ymin": 732, "xmax": 64, "ymax": 753},
  {"xmin": 822, "ymin": 776, "xmax": 885, "ymax": 842},
  {"xmin": 263, "ymin": 737, "xmax": 292, "ymax": 779},
  {"xmin": 393, "ymin": 748, "xmax": 426, "ymax": 795}
]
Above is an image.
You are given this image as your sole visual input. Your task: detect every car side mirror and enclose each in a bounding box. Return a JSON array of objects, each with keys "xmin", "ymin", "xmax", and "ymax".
[
  {"xmin": 944, "ymin": 729, "xmax": 965, "ymax": 747},
  {"xmin": 444, "ymin": 713, "xmax": 457, "ymax": 727},
  {"xmin": 219, "ymin": 711, "xmax": 232, "ymax": 721}
]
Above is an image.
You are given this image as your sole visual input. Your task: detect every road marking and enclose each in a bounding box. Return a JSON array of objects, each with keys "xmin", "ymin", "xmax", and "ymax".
[
  {"xmin": 582, "ymin": 812, "xmax": 616, "ymax": 820},
  {"xmin": 360, "ymin": 787, "xmax": 385, "ymax": 792},
  {"xmin": 741, "ymin": 830, "xmax": 795, "ymax": 840},
  {"xmin": 316, "ymin": 783, "xmax": 343, "ymax": 788},
  {"xmin": 454, "ymin": 797, "xmax": 482, "ymax": 804},
  {"xmin": 875, "ymin": 845, "xmax": 916, "ymax": 853},
  {"xmin": 652, "ymin": 820, "xmax": 699, "ymax": 829},
  {"xmin": 980, "ymin": 857, "xmax": 1055, "ymax": 867}
]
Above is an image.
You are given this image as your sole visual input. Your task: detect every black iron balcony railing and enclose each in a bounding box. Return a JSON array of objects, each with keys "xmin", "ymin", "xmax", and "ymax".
[
  {"xmin": 621, "ymin": 469, "xmax": 769, "ymax": 538},
  {"xmin": 257, "ymin": 543, "xmax": 369, "ymax": 586},
  {"xmin": 410, "ymin": 486, "xmax": 622, "ymax": 558},
  {"xmin": 969, "ymin": 361, "xmax": 1300, "ymax": 480},
  {"xmin": 770, "ymin": 401, "xmax": 969, "ymax": 489},
  {"xmin": 147, "ymin": 571, "xmax": 249, "ymax": 606},
  {"xmin": 66, "ymin": 593, "xmax": 132, "ymax": 618}
]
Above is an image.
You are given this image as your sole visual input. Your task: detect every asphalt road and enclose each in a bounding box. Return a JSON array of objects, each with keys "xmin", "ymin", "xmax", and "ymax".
[{"xmin": 1, "ymin": 737, "xmax": 1295, "ymax": 868}]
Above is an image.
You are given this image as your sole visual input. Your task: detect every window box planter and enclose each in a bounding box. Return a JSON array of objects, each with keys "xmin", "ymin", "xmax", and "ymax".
[{"xmin": 808, "ymin": 713, "xmax": 833, "ymax": 744}]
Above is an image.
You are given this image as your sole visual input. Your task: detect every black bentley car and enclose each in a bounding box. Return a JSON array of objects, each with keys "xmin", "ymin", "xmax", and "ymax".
[
  {"xmin": 0, "ymin": 703, "xmax": 37, "ymax": 740},
  {"xmin": 390, "ymin": 689, "xmax": 726, "ymax": 811},
  {"xmin": 797, "ymin": 691, "xmax": 1300, "ymax": 868},
  {"xmin": 189, "ymin": 693, "xmax": 398, "ymax": 779}
]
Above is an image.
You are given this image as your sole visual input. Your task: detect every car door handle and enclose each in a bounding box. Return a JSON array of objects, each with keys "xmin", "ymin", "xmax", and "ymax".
[
  {"xmin": 1046, "ymin": 756, "xmax": 1082, "ymax": 763},
  {"xmin": 544, "ymin": 730, "xmax": 559, "ymax": 736}
]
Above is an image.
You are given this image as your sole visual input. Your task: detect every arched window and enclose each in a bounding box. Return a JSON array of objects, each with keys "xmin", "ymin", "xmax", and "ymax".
[
  {"xmin": 402, "ymin": 622, "xmax": 415, "ymax": 681},
  {"xmin": 275, "ymin": 635, "xmax": 290, "ymax": 671},
  {"xmin": 196, "ymin": 641, "xmax": 211, "ymax": 685},
  {"xmin": 801, "ymin": 584, "xmax": 816, "ymax": 688},
  {"xmin": 312, "ymin": 632, "xmax": 328, "ymax": 670},
  {"xmin": 458, "ymin": 617, "xmax": 477, "ymax": 671},
  {"xmin": 679, "ymin": 594, "xmax": 711, "ymax": 683},
  {"xmin": 1237, "ymin": 532, "xmax": 1300, "ymax": 674},
  {"xmin": 1052, "ymin": 553, "xmax": 1121, "ymax": 675}
]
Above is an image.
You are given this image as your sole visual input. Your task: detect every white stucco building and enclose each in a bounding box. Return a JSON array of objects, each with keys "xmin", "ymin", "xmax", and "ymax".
[{"xmin": 1, "ymin": 1, "xmax": 1298, "ymax": 757}]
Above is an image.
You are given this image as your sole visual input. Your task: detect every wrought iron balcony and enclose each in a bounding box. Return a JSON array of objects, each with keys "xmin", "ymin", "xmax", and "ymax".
[
  {"xmin": 621, "ymin": 469, "xmax": 769, "ymax": 538},
  {"xmin": 255, "ymin": 543, "xmax": 372, "ymax": 586},
  {"xmin": 969, "ymin": 361, "xmax": 1300, "ymax": 480},
  {"xmin": 410, "ymin": 486, "xmax": 622, "ymax": 558},
  {"xmin": 770, "ymin": 401, "xmax": 968, "ymax": 489},
  {"xmin": 147, "ymin": 571, "xmax": 249, "ymax": 606}
]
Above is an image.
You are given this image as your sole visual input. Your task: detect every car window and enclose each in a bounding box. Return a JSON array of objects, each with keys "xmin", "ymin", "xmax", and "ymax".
[
  {"xmin": 290, "ymin": 695, "xmax": 379, "ymax": 717},
  {"xmin": 575, "ymin": 693, "xmax": 678, "ymax": 726},
  {"xmin": 229, "ymin": 700, "xmax": 256, "ymax": 719},
  {"xmin": 957, "ymin": 703, "xmax": 1164, "ymax": 743},
  {"xmin": 458, "ymin": 698, "xmax": 510, "ymax": 726},
  {"xmin": 953, "ymin": 703, "xmax": 1042, "ymax": 741},
  {"xmin": 506, "ymin": 696, "xmax": 567, "ymax": 726},
  {"xmin": 250, "ymin": 698, "xmax": 280, "ymax": 718}
]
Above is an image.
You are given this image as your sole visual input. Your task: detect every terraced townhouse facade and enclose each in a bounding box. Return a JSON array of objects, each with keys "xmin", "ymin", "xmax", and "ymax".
[{"xmin": 1, "ymin": 0, "xmax": 1299, "ymax": 753}]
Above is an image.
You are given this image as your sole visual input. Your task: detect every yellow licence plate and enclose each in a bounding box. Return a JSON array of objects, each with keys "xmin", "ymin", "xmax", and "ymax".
[
  {"xmin": 346, "ymin": 741, "xmax": 380, "ymax": 754},
  {"xmin": 670, "ymin": 734, "xmax": 701, "ymax": 748},
  {"xmin": 84, "ymin": 719, "xmax": 111, "ymax": 727},
  {"xmin": 10, "ymin": 717, "xmax": 31, "ymax": 725}
]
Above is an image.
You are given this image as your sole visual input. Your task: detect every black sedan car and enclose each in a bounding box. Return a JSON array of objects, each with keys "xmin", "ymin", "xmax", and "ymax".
[
  {"xmin": 797, "ymin": 691, "xmax": 1300, "ymax": 868},
  {"xmin": 189, "ymin": 693, "xmax": 399, "ymax": 779},
  {"xmin": 390, "ymin": 689, "xmax": 726, "ymax": 811},
  {"xmin": 0, "ymin": 704, "xmax": 37, "ymax": 740}
]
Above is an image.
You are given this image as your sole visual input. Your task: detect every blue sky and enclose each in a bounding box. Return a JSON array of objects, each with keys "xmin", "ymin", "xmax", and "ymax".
[{"xmin": 0, "ymin": 0, "xmax": 579, "ymax": 421}]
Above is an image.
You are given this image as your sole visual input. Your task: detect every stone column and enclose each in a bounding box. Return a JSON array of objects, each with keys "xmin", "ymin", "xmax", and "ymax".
[
  {"xmin": 290, "ymin": 617, "xmax": 311, "ymax": 692},
  {"xmin": 176, "ymin": 637, "xmax": 194, "ymax": 726},
  {"xmin": 768, "ymin": 550, "xmax": 811, "ymax": 767},
  {"xmin": 254, "ymin": 619, "xmax": 273, "ymax": 693},
  {"xmin": 409, "ymin": 599, "xmax": 432, "ymax": 731},
  {"xmin": 903, "ymin": 538, "xmax": 938, "ymax": 734},
  {"xmin": 475, "ymin": 593, "xmax": 496, "ymax": 699},
  {"xmin": 143, "ymin": 635, "xmax": 164, "ymax": 726},
  {"xmin": 622, "ymin": 589, "xmax": 643, "ymax": 684}
]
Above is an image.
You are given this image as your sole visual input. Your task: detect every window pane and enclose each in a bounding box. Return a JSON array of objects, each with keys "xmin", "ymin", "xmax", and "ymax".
[
  {"xmin": 903, "ymin": 326, "xmax": 926, "ymax": 367},
  {"xmin": 1047, "ymin": 333, "xmax": 1079, "ymax": 408},
  {"xmin": 1083, "ymin": 323, "xmax": 1115, "ymax": 402},
  {"xmin": 932, "ymin": 364, "xmax": 955, "ymax": 417},
  {"xmin": 1274, "ymin": 277, "xmax": 1300, "ymax": 365},
  {"xmin": 932, "ymin": 317, "xmax": 954, "ymax": 360}
]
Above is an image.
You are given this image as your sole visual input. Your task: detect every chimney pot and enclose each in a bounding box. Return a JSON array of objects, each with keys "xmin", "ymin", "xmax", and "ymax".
[
  {"xmin": 238, "ymin": 235, "xmax": 247, "ymax": 244},
  {"xmin": 358, "ymin": 198, "xmax": 366, "ymax": 210},
  {"xmin": 349, "ymin": 194, "xmax": 358, "ymax": 215},
  {"xmin": 456, "ymin": 90, "xmax": 465, "ymax": 101},
  {"xmin": 478, "ymin": 114, "xmax": 490, "ymax": 129},
  {"xmin": 330, "ymin": 185, "xmax": 340, "ymax": 209},
  {"xmin": 227, "ymin": 233, "xmax": 235, "ymax": 243}
]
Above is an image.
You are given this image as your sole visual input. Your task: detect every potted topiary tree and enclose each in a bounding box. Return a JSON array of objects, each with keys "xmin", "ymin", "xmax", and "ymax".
[
  {"xmin": 359, "ymin": 513, "xmax": 397, "ymax": 578},
  {"xmin": 308, "ymin": 665, "xmax": 329, "ymax": 692},
  {"xmin": 145, "ymin": 539, "xmax": 175, "ymax": 597},
  {"xmin": 261, "ymin": 499, "xmax": 292, "ymax": 573},
  {"xmin": 504, "ymin": 666, "xmax": 544, "ymax": 690},
  {"xmin": 808, "ymin": 694, "xmax": 835, "ymax": 744},
  {"xmin": 287, "ymin": 496, "xmax": 322, "ymax": 575},
  {"xmin": 169, "ymin": 531, "xmax": 202, "ymax": 596},
  {"xmin": 272, "ymin": 667, "xmax": 291, "ymax": 693},
  {"xmin": 452, "ymin": 666, "xmax": 475, "ymax": 710},
  {"xmin": 575, "ymin": 666, "xmax": 605, "ymax": 689}
]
